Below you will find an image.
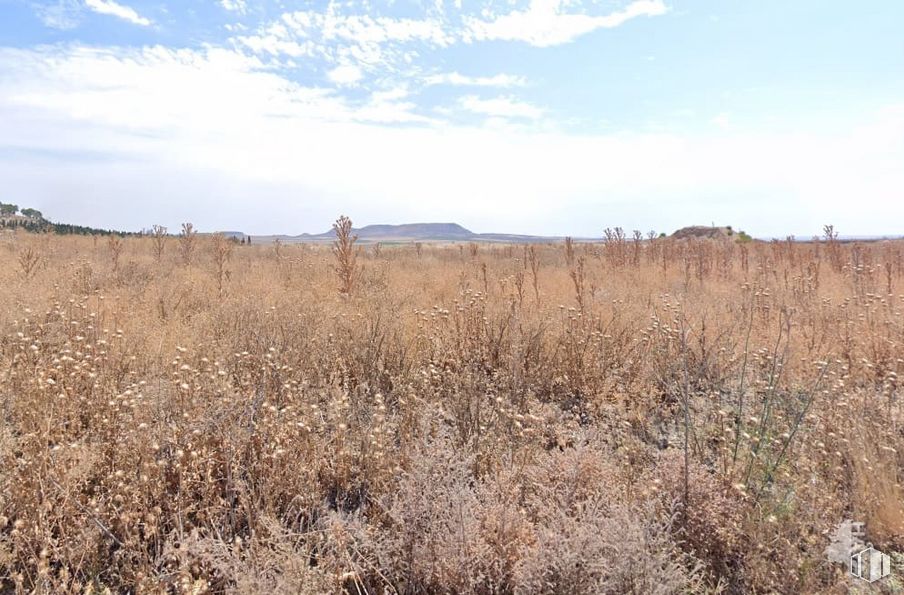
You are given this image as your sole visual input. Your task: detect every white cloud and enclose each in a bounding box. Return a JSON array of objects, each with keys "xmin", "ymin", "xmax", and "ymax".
[
  {"xmin": 265, "ymin": 9, "xmax": 453, "ymax": 70},
  {"xmin": 235, "ymin": 10, "xmax": 456, "ymax": 85},
  {"xmin": 1, "ymin": 44, "xmax": 903, "ymax": 238},
  {"xmin": 425, "ymin": 72, "xmax": 527, "ymax": 87},
  {"xmin": 328, "ymin": 64, "xmax": 364, "ymax": 85},
  {"xmin": 358, "ymin": 87, "xmax": 435, "ymax": 124},
  {"xmin": 711, "ymin": 113, "xmax": 731, "ymax": 130},
  {"xmin": 459, "ymin": 95, "xmax": 544, "ymax": 119},
  {"xmin": 35, "ymin": 0, "xmax": 82, "ymax": 30},
  {"xmin": 84, "ymin": 0, "xmax": 152, "ymax": 26},
  {"xmin": 0, "ymin": 45, "xmax": 426, "ymax": 128},
  {"xmin": 220, "ymin": 0, "xmax": 246, "ymax": 13},
  {"xmin": 282, "ymin": 11, "xmax": 453, "ymax": 47},
  {"xmin": 238, "ymin": 33, "xmax": 315, "ymax": 58},
  {"xmin": 231, "ymin": 1, "xmax": 664, "ymax": 89},
  {"xmin": 464, "ymin": 0, "xmax": 668, "ymax": 47}
]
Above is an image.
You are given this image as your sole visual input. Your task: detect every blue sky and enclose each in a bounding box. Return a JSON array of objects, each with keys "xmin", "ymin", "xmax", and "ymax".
[{"xmin": 1, "ymin": 0, "xmax": 903, "ymax": 236}]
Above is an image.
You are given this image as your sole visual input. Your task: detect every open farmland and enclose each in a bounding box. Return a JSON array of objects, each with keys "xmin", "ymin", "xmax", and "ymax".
[{"xmin": 1, "ymin": 226, "xmax": 903, "ymax": 593}]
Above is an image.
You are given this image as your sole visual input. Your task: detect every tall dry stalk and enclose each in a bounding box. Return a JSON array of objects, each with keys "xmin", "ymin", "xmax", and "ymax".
[
  {"xmin": 179, "ymin": 222, "xmax": 197, "ymax": 266},
  {"xmin": 632, "ymin": 230, "xmax": 643, "ymax": 266},
  {"xmin": 151, "ymin": 224, "xmax": 167, "ymax": 262},
  {"xmin": 211, "ymin": 233, "xmax": 233, "ymax": 297},
  {"xmin": 677, "ymin": 315, "xmax": 692, "ymax": 525},
  {"xmin": 564, "ymin": 237, "xmax": 575, "ymax": 268},
  {"xmin": 527, "ymin": 245, "xmax": 541, "ymax": 304},
  {"xmin": 823, "ymin": 224, "xmax": 842, "ymax": 272},
  {"xmin": 332, "ymin": 215, "xmax": 360, "ymax": 295},
  {"xmin": 604, "ymin": 227, "xmax": 627, "ymax": 267},
  {"xmin": 108, "ymin": 235, "xmax": 123, "ymax": 271},
  {"xmin": 569, "ymin": 256, "xmax": 586, "ymax": 313},
  {"xmin": 17, "ymin": 246, "xmax": 41, "ymax": 280},
  {"xmin": 513, "ymin": 269, "xmax": 525, "ymax": 307}
]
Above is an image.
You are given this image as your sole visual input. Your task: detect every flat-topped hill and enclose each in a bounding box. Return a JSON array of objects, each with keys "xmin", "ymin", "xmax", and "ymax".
[{"xmin": 672, "ymin": 225, "xmax": 737, "ymax": 240}]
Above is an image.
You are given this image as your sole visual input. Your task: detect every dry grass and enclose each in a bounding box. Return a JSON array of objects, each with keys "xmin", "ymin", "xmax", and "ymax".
[{"xmin": 0, "ymin": 227, "xmax": 903, "ymax": 593}]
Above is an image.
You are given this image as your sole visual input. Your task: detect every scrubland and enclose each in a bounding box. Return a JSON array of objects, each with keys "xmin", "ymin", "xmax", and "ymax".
[{"xmin": 1, "ymin": 225, "xmax": 903, "ymax": 593}]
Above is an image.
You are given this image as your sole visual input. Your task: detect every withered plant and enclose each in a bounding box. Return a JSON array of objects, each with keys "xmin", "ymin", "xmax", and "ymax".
[
  {"xmin": 107, "ymin": 234, "xmax": 123, "ymax": 271},
  {"xmin": 178, "ymin": 221, "xmax": 197, "ymax": 266},
  {"xmin": 211, "ymin": 232, "xmax": 233, "ymax": 297},
  {"xmin": 151, "ymin": 224, "xmax": 167, "ymax": 262},
  {"xmin": 332, "ymin": 215, "xmax": 360, "ymax": 295},
  {"xmin": 17, "ymin": 245, "xmax": 41, "ymax": 280}
]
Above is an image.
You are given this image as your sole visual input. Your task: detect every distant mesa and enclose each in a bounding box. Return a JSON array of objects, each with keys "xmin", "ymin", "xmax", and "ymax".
[
  {"xmin": 262, "ymin": 222, "xmax": 569, "ymax": 244},
  {"xmin": 671, "ymin": 225, "xmax": 752, "ymax": 241},
  {"xmin": 302, "ymin": 222, "xmax": 474, "ymax": 241}
]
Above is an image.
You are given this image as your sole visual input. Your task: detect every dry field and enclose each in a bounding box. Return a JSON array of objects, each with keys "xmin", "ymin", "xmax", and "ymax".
[{"xmin": 1, "ymin": 224, "xmax": 903, "ymax": 593}]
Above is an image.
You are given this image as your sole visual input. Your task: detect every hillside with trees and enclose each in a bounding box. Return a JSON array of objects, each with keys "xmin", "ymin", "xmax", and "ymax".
[{"xmin": 0, "ymin": 202, "xmax": 134, "ymax": 236}]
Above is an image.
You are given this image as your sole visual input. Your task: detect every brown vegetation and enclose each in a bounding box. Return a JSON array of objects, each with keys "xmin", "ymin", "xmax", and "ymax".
[{"xmin": 0, "ymin": 227, "xmax": 903, "ymax": 593}]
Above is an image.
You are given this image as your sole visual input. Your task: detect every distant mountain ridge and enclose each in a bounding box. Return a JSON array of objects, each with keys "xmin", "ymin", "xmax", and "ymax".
[
  {"xmin": 307, "ymin": 222, "xmax": 474, "ymax": 241},
  {"xmin": 258, "ymin": 222, "xmax": 573, "ymax": 244}
]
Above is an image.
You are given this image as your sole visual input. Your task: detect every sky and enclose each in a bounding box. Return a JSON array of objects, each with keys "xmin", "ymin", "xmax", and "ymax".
[{"xmin": 0, "ymin": 0, "xmax": 903, "ymax": 237}]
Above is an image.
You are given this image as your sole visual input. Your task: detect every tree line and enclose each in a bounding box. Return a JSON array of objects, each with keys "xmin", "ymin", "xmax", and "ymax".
[{"xmin": 0, "ymin": 202, "xmax": 140, "ymax": 236}]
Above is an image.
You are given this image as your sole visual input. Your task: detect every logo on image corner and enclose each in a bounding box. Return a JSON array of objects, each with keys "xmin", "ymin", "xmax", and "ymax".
[{"xmin": 825, "ymin": 520, "xmax": 892, "ymax": 583}]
